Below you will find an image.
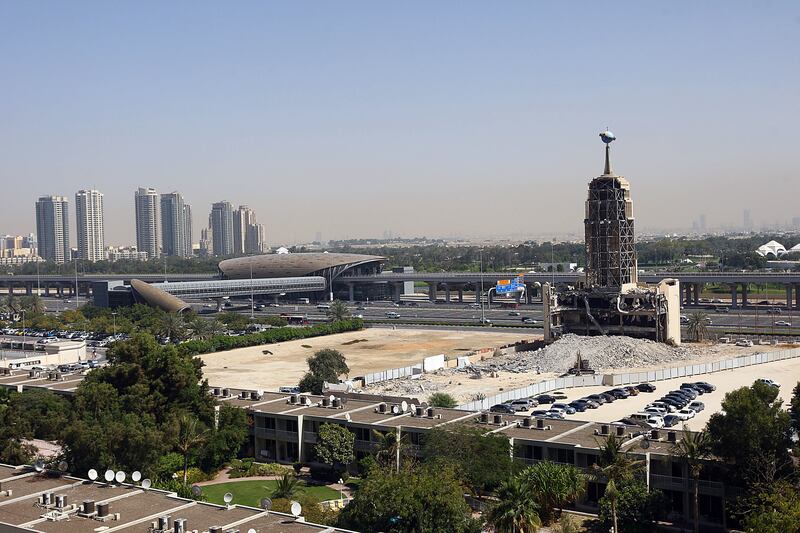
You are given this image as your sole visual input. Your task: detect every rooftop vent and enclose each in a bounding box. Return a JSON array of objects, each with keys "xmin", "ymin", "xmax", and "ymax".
[
  {"xmin": 667, "ymin": 431, "xmax": 677, "ymax": 443},
  {"xmin": 426, "ymin": 407, "xmax": 435, "ymax": 418},
  {"xmin": 522, "ymin": 417, "xmax": 533, "ymax": 428},
  {"xmin": 479, "ymin": 412, "xmax": 489, "ymax": 424},
  {"xmin": 600, "ymin": 424, "xmax": 610, "ymax": 435},
  {"xmin": 616, "ymin": 426, "xmax": 625, "ymax": 437},
  {"xmin": 221, "ymin": 388, "xmax": 230, "ymax": 398},
  {"xmin": 174, "ymin": 518, "xmax": 187, "ymax": 533},
  {"xmin": 289, "ymin": 395, "xmax": 299, "ymax": 404},
  {"xmin": 492, "ymin": 414, "xmax": 503, "ymax": 425},
  {"xmin": 97, "ymin": 502, "xmax": 110, "ymax": 518},
  {"xmin": 650, "ymin": 429, "xmax": 661, "ymax": 440}
]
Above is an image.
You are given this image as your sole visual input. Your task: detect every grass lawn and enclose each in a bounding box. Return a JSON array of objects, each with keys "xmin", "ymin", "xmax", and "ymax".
[{"xmin": 202, "ymin": 479, "xmax": 340, "ymax": 507}]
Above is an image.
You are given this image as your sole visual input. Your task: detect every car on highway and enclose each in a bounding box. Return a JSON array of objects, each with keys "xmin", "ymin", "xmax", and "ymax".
[
  {"xmin": 693, "ymin": 381, "xmax": 716, "ymax": 392},
  {"xmin": 676, "ymin": 408, "xmax": 696, "ymax": 420},
  {"xmin": 385, "ymin": 312, "xmax": 400, "ymax": 319},
  {"xmin": 508, "ymin": 311, "xmax": 521, "ymax": 317},
  {"xmin": 663, "ymin": 414, "xmax": 681, "ymax": 427},
  {"xmin": 468, "ymin": 303, "xmax": 481, "ymax": 309},
  {"xmin": 735, "ymin": 339, "xmax": 754, "ymax": 347},
  {"xmin": 489, "ymin": 404, "xmax": 515, "ymax": 414},
  {"xmin": 756, "ymin": 378, "xmax": 780, "ymax": 388},
  {"xmin": 775, "ymin": 320, "xmax": 792, "ymax": 326},
  {"xmin": 521, "ymin": 317, "xmax": 538, "ymax": 324},
  {"xmin": 636, "ymin": 383, "xmax": 657, "ymax": 392},
  {"xmin": 688, "ymin": 401, "xmax": 705, "ymax": 412},
  {"xmin": 478, "ymin": 318, "xmax": 493, "ymax": 325},
  {"xmin": 356, "ymin": 306, "xmax": 366, "ymax": 310},
  {"xmin": 568, "ymin": 400, "xmax": 589, "ymax": 412},
  {"xmin": 551, "ymin": 403, "xmax": 576, "ymax": 415},
  {"xmin": 536, "ymin": 394, "xmax": 557, "ymax": 404}
]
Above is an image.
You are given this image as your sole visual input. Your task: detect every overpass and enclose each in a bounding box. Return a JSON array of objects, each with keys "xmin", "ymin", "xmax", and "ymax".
[{"xmin": 335, "ymin": 271, "xmax": 800, "ymax": 309}]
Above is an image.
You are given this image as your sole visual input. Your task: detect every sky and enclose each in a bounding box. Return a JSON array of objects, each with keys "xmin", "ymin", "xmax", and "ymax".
[{"xmin": 1, "ymin": 1, "xmax": 799, "ymax": 246}]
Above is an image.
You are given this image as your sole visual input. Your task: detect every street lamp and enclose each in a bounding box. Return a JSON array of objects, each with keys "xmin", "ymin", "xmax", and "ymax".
[
  {"xmin": 111, "ymin": 312, "xmax": 117, "ymax": 336},
  {"xmin": 20, "ymin": 310, "xmax": 26, "ymax": 355}
]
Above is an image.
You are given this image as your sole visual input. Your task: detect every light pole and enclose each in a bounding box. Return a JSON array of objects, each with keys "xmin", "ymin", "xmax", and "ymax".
[
  {"xmin": 21, "ymin": 310, "xmax": 26, "ymax": 355},
  {"xmin": 250, "ymin": 263, "xmax": 255, "ymax": 320},
  {"xmin": 479, "ymin": 249, "xmax": 485, "ymax": 323},
  {"xmin": 111, "ymin": 312, "xmax": 117, "ymax": 336}
]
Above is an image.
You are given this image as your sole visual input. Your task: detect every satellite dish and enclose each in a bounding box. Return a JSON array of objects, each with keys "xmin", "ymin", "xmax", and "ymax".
[
  {"xmin": 115, "ymin": 471, "xmax": 126, "ymax": 483},
  {"xmin": 131, "ymin": 471, "xmax": 142, "ymax": 482},
  {"xmin": 290, "ymin": 500, "xmax": 302, "ymax": 517},
  {"xmin": 328, "ymin": 394, "xmax": 335, "ymax": 403},
  {"xmin": 58, "ymin": 460, "xmax": 68, "ymax": 472},
  {"xmin": 247, "ymin": 529, "xmax": 256, "ymax": 533},
  {"xmin": 223, "ymin": 492, "xmax": 233, "ymax": 504},
  {"xmin": 104, "ymin": 470, "xmax": 115, "ymax": 482},
  {"xmin": 141, "ymin": 478, "xmax": 152, "ymax": 489},
  {"xmin": 345, "ymin": 412, "xmax": 351, "ymax": 422},
  {"xmin": 34, "ymin": 460, "xmax": 45, "ymax": 472},
  {"xmin": 260, "ymin": 498, "xmax": 272, "ymax": 510},
  {"xmin": 88, "ymin": 469, "xmax": 98, "ymax": 481},
  {"xmin": 401, "ymin": 401, "xmax": 408, "ymax": 412},
  {"xmin": 391, "ymin": 405, "xmax": 400, "ymax": 415},
  {"xmin": 191, "ymin": 485, "xmax": 202, "ymax": 497}
]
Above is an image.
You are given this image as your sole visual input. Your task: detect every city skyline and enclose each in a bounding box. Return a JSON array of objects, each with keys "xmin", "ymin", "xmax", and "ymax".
[{"xmin": 2, "ymin": 2, "xmax": 799, "ymax": 244}]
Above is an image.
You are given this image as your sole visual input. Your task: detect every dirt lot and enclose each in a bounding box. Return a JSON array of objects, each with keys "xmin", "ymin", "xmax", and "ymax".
[{"xmin": 198, "ymin": 327, "xmax": 532, "ymax": 390}]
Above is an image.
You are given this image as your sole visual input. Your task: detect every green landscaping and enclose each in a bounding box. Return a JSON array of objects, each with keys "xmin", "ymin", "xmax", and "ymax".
[{"xmin": 201, "ymin": 479, "xmax": 340, "ymax": 507}]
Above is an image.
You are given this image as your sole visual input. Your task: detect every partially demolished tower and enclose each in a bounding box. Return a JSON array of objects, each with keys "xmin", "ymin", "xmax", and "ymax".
[{"xmin": 543, "ymin": 131, "xmax": 681, "ymax": 345}]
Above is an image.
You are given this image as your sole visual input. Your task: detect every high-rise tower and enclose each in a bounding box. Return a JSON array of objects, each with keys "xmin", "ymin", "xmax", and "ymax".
[
  {"xmin": 161, "ymin": 192, "xmax": 190, "ymax": 257},
  {"xmin": 210, "ymin": 201, "xmax": 234, "ymax": 256},
  {"xmin": 134, "ymin": 187, "xmax": 160, "ymax": 259},
  {"xmin": 35, "ymin": 196, "xmax": 70, "ymax": 263},
  {"xmin": 75, "ymin": 189, "xmax": 105, "ymax": 262},
  {"xmin": 583, "ymin": 131, "xmax": 637, "ymax": 288}
]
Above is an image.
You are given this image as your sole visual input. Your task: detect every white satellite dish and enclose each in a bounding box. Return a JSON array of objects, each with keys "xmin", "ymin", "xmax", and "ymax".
[
  {"xmin": 141, "ymin": 478, "xmax": 152, "ymax": 489},
  {"xmin": 401, "ymin": 401, "xmax": 408, "ymax": 412},
  {"xmin": 260, "ymin": 498, "xmax": 272, "ymax": 510},
  {"xmin": 247, "ymin": 529, "xmax": 256, "ymax": 533},
  {"xmin": 345, "ymin": 412, "xmax": 351, "ymax": 422},
  {"xmin": 115, "ymin": 471, "xmax": 126, "ymax": 483},
  {"xmin": 58, "ymin": 460, "xmax": 68, "ymax": 472},
  {"xmin": 290, "ymin": 500, "xmax": 302, "ymax": 517},
  {"xmin": 328, "ymin": 394, "xmax": 335, "ymax": 403},
  {"xmin": 391, "ymin": 405, "xmax": 400, "ymax": 414},
  {"xmin": 410, "ymin": 404, "xmax": 417, "ymax": 413},
  {"xmin": 88, "ymin": 469, "xmax": 98, "ymax": 481},
  {"xmin": 131, "ymin": 471, "xmax": 142, "ymax": 482},
  {"xmin": 33, "ymin": 460, "xmax": 45, "ymax": 472},
  {"xmin": 223, "ymin": 492, "xmax": 233, "ymax": 504},
  {"xmin": 104, "ymin": 470, "xmax": 115, "ymax": 482},
  {"xmin": 191, "ymin": 485, "xmax": 202, "ymax": 497}
]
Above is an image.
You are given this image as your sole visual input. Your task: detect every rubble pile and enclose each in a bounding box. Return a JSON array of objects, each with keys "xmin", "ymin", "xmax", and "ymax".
[{"xmin": 469, "ymin": 334, "xmax": 694, "ymax": 375}]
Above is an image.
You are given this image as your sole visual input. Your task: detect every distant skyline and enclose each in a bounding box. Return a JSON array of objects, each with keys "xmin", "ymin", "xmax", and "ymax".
[{"xmin": 1, "ymin": 2, "xmax": 799, "ymax": 245}]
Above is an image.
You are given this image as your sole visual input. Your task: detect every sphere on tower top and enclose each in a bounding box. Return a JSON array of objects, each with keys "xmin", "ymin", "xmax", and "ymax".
[{"xmin": 599, "ymin": 130, "xmax": 616, "ymax": 144}]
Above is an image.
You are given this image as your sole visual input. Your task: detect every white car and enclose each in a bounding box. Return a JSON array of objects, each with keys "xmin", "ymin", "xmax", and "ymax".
[
  {"xmin": 676, "ymin": 408, "xmax": 696, "ymax": 420},
  {"xmin": 649, "ymin": 402, "xmax": 676, "ymax": 413},
  {"xmin": 757, "ymin": 378, "xmax": 780, "ymax": 388},
  {"xmin": 644, "ymin": 407, "xmax": 667, "ymax": 416},
  {"xmin": 775, "ymin": 321, "xmax": 792, "ymax": 327},
  {"xmin": 735, "ymin": 339, "xmax": 753, "ymax": 347}
]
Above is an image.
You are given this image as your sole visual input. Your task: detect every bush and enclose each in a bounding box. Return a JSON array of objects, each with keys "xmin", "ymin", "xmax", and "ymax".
[
  {"xmin": 177, "ymin": 467, "xmax": 213, "ymax": 485},
  {"xmin": 153, "ymin": 452, "xmax": 184, "ymax": 480},
  {"xmin": 178, "ymin": 319, "xmax": 364, "ymax": 357},
  {"xmin": 151, "ymin": 479, "xmax": 206, "ymax": 501},
  {"xmin": 428, "ymin": 392, "xmax": 458, "ymax": 408},
  {"xmin": 228, "ymin": 459, "xmax": 293, "ymax": 478}
]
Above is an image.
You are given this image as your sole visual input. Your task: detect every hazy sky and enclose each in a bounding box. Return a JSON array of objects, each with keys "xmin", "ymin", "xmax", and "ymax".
[{"xmin": 1, "ymin": 1, "xmax": 798, "ymax": 246}]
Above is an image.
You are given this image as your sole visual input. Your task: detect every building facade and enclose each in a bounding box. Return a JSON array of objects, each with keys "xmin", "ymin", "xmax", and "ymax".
[
  {"xmin": 183, "ymin": 202, "xmax": 193, "ymax": 256},
  {"xmin": 210, "ymin": 201, "xmax": 234, "ymax": 256},
  {"xmin": 35, "ymin": 195, "xmax": 70, "ymax": 263},
  {"xmin": 134, "ymin": 187, "xmax": 160, "ymax": 259},
  {"xmin": 161, "ymin": 192, "xmax": 187, "ymax": 257},
  {"xmin": 75, "ymin": 190, "xmax": 105, "ymax": 262}
]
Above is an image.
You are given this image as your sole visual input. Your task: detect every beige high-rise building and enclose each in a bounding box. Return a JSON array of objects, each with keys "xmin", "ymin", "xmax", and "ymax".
[
  {"xmin": 75, "ymin": 189, "xmax": 105, "ymax": 262},
  {"xmin": 35, "ymin": 196, "xmax": 70, "ymax": 263},
  {"xmin": 134, "ymin": 187, "xmax": 160, "ymax": 260}
]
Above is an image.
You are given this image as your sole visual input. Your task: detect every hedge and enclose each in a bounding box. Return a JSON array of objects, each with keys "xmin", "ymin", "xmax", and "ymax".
[{"xmin": 178, "ymin": 319, "xmax": 364, "ymax": 356}]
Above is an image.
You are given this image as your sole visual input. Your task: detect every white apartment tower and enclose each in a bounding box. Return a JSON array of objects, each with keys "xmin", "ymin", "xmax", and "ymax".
[
  {"xmin": 161, "ymin": 192, "xmax": 193, "ymax": 257},
  {"xmin": 134, "ymin": 187, "xmax": 160, "ymax": 260},
  {"xmin": 75, "ymin": 189, "xmax": 105, "ymax": 262},
  {"xmin": 35, "ymin": 196, "xmax": 70, "ymax": 263}
]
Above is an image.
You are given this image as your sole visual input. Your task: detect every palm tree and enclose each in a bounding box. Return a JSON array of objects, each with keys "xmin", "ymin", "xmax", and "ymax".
[
  {"xmin": 686, "ymin": 311, "xmax": 709, "ymax": 342},
  {"xmin": 3, "ymin": 294, "xmax": 20, "ymax": 314},
  {"xmin": 519, "ymin": 461, "xmax": 586, "ymax": 524},
  {"xmin": 161, "ymin": 313, "xmax": 186, "ymax": 342},
  {"xmin": 190, "ymin": 318, "xmax": 223, "ymax": 340},
  {"xmin": 174, "ymin": 414, "xmax": 208, "ymax": 484},
  {"xmin": 671, "ymin": 425, "xmax": 713, "ymax": 533},
  {"xmin": 486, "ymin": 477, "xmax": 542, "ymax": 533},
  {"xmin": 20, "ymin": 295, "xmax": 45, "ymax": 314},
  {"xmin": 271, "ymin": 473, "xmax": 302, "ymax": 499},
  {"xmin": 372, "ymin": 428, "xmax": 409, "ymax": 472},
  {"xmin": 592, "ymin": 434, "xmax": 643, "ymax": 533},
  {"xmin": 326, "ymin": 300, "xmax": 351, "ymax": 322}
]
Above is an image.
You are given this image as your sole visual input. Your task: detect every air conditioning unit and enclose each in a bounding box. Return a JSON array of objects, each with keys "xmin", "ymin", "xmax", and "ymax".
[
  {"xmin": 79, "ymin": 500, "xmax": 96, "ymax": 517},
  {"xmin": 536, "ymin": 418, "xmax": 545, "ymax": 429},
  {"xmin": 479, "ymin": 413, "xmax": 489, "ymax": 424},
  {"xmin": 667, "ymin": 431, "xmax": 677, "ymax": 443},
  {"xmin": 212, "ymin": 388, "xmax": 220, "ymax": 396},
  {"xmin": 289, "ymin": 395, "xmax": 298, "ymax": 404},
  {"xmin": 96, "ymin": 502, "xmax": 110, "ymax": 519},
  {"xmin": 299, "ymin": 396, "xmax": 309, "ymax": 406},
  {"xmin": 415, "ymin": 406, "xmax": 424, "ymax": 417},
  {"xmin": 157, "ymin": 515, "xmax": 171, "ymax": 532},
  {"xmin": 249, "ymin": 391, "xmax": 261, "ymax": 401},
  {"xmin": 174, "ymin": 518, "xmax": 187, "ymax": 533},
  {"xmin": 493, "ymin": 414, "xmax": 503, "ymax": 425},
  {"xmin": 616, "ymin": 426, "xmax": 625, "ymax": 437},
  {"xmin": 650, "ymin": 429, "xmax": 661, "ymax": 440},
  {"xmin": 522, "ymin": 417, "xmax": 532, "ymax": 428},
  {"xmin": 239, "ymin": 391, "xmax": 248, "ymax": 400},
  {"xmin": 600, "ymin": 425, "xmax": 609, "ymax": 435},
  {"xmin": 221, "ymin": 388, "xmax": 230, "ymax": 398},
  {"xmin": 377, "ymin": 403, "xmax": 387, "ymax": 414},
  {"xmin": 41, "ymin": 492, "xmax": 53, "ymax": 506},
  {"xmin": 332, "ymin": 398, "xmax": 342, "ymax": 408},
  {"xmin": 426, "ymin": 407, "xmax": 435, "ymax": 418},
  {"xmin": 209, "ymin": 527, "xmax": 223, "ymax": 533}
]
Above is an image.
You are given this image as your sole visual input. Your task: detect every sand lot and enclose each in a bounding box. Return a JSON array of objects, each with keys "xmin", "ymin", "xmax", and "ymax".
[
  {"xmin": 199, "ymin": 328, "xmax": 531, "ymax": 390},
  {"xmin": 531, "ymin": 355, "xmax": 800, "ymax": 430}
]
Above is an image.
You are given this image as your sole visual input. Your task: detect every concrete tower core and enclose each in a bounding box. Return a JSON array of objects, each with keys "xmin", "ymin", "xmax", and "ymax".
[
  {"xmin": 543, "ymin": 131, "xmax": 681, "ymax": 345},
  {"xmin": 584, "ymin": 141, "xmax": 638, "ymax": 288}
]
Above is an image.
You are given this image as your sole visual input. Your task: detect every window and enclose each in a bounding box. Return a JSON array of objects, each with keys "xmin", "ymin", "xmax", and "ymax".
[
  {"xmin": 259, "ymin": 416, "xmax": 276, "ymax": 429},
  {"xmin": 284, "ymin": 419, "xmax": 298, "ymax": 433},
  {"xmin": 354, "ymin": 427, "xmax": 371, "ymax": 442}
]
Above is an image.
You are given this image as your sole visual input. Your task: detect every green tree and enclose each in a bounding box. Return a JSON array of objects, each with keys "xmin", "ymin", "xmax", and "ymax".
[
  {"xmin": 160, "ymin": 312, "xmax": 187, "ymax": 341},
  {"xmin": 518, "ymin": 461, "xmax": 586, "ymax": 524},
  {"xmin": 315, "ymin": 423, "xmax": 355, "ymax": 473},
  {"xmin": 685, "ymin": 311, "xmax": 709, "ymax": 342},
  {"xmin": 486, "ymin": 476, "xmax": 542, "ymax": 533},
  {"xmin": 592, "ymin": 434, "xmax": 643, "ymax": 533},
  {"xmin": 299, "ymin": 349, "xmax": 349, "ymax": 394},
  {"xmin": 326, "ymin": 300, "xmax": 351, "ymax": 322},
  {"xmin": 422, "ymin": 425, "xmax": 513, "ymax": 494},
  {"xmin": 598, "ymin": 480, "xmax": 667, "ymax": 533},
  {"xmin": 670, "ymin": 426, "xmax": 713, "ymax": 533},
  {"xmin": 197, "ymin": 405, "xmax": 248, "ymax": 472},
  {"xmin": 175, "ymin": 414, "xmax": 209, "ymax": 484},
  {"xmin": 7, "ymin": 389, "xmax": 71, "ymax": 440},
  {"xmin": 339, "ymin": 464, "xmax": 479, "ymax": 533},
  {"xmin": 372, "ymin": 428, "xmax": 408, "ymax": 472},
  {"xmin": 190, "ymin": 317, "xmax": 223, "ymax": 340},
  {"xmin": 738, "ymin": 481, "xmax": 800, "ymax": 533},
  {"xmin": 271, "ymin": 473, "xmax": 302, "ymax": 499},
  {"xmin": 706, "ymin": 381, "xmax": 792, "ymax": 484},
  {"xmin": 428, "ymin": 392, "xmax": 458, "ymax": 408}
]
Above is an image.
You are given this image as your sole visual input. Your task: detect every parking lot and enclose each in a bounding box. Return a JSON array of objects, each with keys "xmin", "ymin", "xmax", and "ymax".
[{"xmin": 511, "ymin": 355, "xmax": 800, "ymax": 430}]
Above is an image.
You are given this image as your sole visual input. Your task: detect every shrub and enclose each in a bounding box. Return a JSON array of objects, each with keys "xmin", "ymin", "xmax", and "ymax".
[{"xmin": 428, "ymin": 392, "xmax": 458, "ymax": 408}]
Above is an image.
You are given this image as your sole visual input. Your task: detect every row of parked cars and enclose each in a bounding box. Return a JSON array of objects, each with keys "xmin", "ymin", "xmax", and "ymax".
[
  {"xmin": 620, "ymin": 381, "xmax": 716, "ymax": 428},
  {"xmin": 1, "ymin": 328, "xmax": 129, "ymax": 347}
]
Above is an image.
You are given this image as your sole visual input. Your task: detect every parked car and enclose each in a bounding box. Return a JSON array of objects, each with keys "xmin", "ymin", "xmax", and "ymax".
[
  {"xmin": 489, "ymin": 404, "xmax": 515, "ymax": 414},
  {"xmin": 623, "ymin": 386, "xmax": 640, "ymax": 396},
  {"xmin": 676, "ymin": 408, "xmax": 696, "ymax": 420},
  {"xmin": 756, "ymin": 378, "xmax": 780, "ymax": 388},
  {"xmin": 616, "ymin": 418, "xmax": 639, "ymax": 426},
  {"xmin": 536, "ymin": 394, "xmax": 557, "ymax": 404},
  {"xmin": 669, "ymin": 390, "xmax": 694, "ymax": 400},
  {"xmin": 550, "ymin": 391, "xmax": 568, "ymax": 400},
  {"xmin": 688, "ymin": 401, "xmax": 705, "ymax": 412},
  {"xmin": 735, "ymin": 339, "xmax": 754, "ymax": 347},
  {"xmin": 569, "ymin": 401, "xmax": 589, "ymax": 412},
  {"xmin": 586, "ymin": 394, "xmax": 607, "ymax": 405},
  {"xmin": 644, "ymin": 406, "xmax": 668, "ymax": 416},
  {"xmin": 677, "ymin": 387, "xmax": 698, "ymax": 400},
  {"xmin": 693, "ymin": 381, "xmax": 716, "ymax": 392},
  {"xmin": 551, "ymin": 403, "xmax": 576, "ymax": 415},
  {"xmin": 607, "ymin": 388, "xmax": 630, "ymax": 399},
  {"xmin": 681, "ymin": 383, "xmax": 704, "ymax": 394},
  {"xmin": 650, "ymin": 401, "xmax": 677, "ymax": 413},
  {"xmin": 663, "ymin": 415, "xmax": 681, "ymax": 427},
  {"xmin": 545, "ymin": 410, "xmax": 565, "ymax": 420},
  {"xmin": 630, "ymin": 413, "xmax": 664, "ymax": 428},
  {"xmin": 636, "ymin": 383, "xmax": 657, "ymax": 392},
  {"xmin": 576, "ymin": 399, "xmax": 600, "ymax": 409},
  {"xmin": 510, "ymin": 399, "xmax": 534, "ymax": 411},
  {"xmin": 597, "ymin": 392, "xmax": 615, "ymax": 403},
  {"xmin": 531, "ymin": 410, "xmax": 550, "ymax": 417}
]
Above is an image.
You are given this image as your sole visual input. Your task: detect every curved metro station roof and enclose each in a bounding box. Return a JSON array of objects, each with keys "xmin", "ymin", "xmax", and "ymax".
[{"xmin": 218, "ymin": 252, "xmax": 385, "ymax": 280}]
